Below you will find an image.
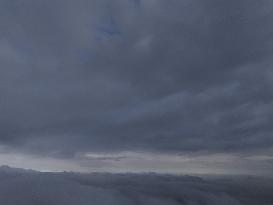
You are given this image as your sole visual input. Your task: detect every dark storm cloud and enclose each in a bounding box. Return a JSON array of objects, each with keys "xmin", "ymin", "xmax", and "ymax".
[{"xmin": 0, "ymin": 0, "xmax": 273, "ymax": 157}]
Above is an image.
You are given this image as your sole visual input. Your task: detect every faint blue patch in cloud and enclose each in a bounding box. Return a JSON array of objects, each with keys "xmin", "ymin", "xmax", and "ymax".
[
  {"xmin": 73, "ymin": 48, "xmax": 94, "ymax": 64},
  {"xmin": 96, "ymin": 13, "xmax": 121, "ymax": 38},
  {"xmin": 131, "ymin": 0, "xmax": 141, "ymax": 7}
]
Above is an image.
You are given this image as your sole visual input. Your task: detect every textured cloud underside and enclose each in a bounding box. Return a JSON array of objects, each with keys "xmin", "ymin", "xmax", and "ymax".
[{"xmin": 0, "ymin": 0, "xmax": 273, "ymax": 158}]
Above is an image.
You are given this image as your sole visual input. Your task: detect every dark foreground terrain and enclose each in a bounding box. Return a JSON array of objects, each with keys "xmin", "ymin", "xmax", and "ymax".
[{"xmin": 0, "ymin": 166, "xmax": 272, "ymax": 205}]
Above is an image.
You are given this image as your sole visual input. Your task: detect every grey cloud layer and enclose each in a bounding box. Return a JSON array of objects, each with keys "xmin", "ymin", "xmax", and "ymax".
[{"xmin": 0, "ymin": 0, "xmax": 273, "ymax": 157}]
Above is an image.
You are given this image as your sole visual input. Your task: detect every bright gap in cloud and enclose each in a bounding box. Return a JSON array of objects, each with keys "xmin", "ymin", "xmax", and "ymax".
[{"xmin": 0, "ymin": 151, "xmax": 272, "ymax": 176}]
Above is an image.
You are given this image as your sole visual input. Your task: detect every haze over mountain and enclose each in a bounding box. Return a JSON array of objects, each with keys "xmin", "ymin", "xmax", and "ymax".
[{"xmin": 0, "ymin": 166, "xmax": 272, "ymax": 205}]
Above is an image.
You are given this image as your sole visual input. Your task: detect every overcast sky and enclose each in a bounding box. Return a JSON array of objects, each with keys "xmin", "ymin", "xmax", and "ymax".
[{"xmin": 0, "ymin": 0, "xmax": 273, "ymax": 174}]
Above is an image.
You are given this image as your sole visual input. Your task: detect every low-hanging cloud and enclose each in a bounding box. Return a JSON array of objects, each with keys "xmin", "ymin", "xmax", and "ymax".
[
  {"xmin": 0, "ymin": 0, "xmax": 272, "ymax": 165},
  {"xmin": 0, "ymin": 167, "xmax": 272, "ymax": 205}
]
